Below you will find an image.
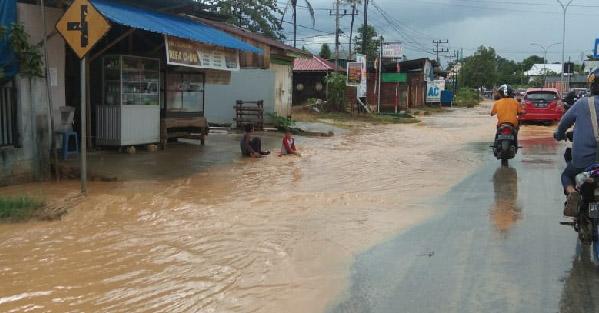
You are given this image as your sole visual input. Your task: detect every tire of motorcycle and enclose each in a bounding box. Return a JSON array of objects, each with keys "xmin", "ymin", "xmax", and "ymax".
[
  {"xmin": 579, "ymin": 207, "xmax": 594, "ymax": 245},
  {"xmin": 501, "ymin": 158, "xmax": 509, "ymax": 167}
]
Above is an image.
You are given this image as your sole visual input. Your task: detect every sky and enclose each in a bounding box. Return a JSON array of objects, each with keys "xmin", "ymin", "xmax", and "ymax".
[{"xmin": 279, "ymin": 0, "xmax": 599, "ymax": 66}]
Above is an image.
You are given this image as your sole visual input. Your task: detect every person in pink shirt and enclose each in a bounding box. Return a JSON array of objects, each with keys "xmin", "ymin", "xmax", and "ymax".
[{"xmin": 279, "ymin": 129, "xmax": 301, "ymax": 156}]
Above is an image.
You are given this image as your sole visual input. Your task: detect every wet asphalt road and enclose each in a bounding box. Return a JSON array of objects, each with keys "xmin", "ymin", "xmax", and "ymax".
[{"xmin": 329, "ymin": 132, "xmax": 599, "ymax": 313}]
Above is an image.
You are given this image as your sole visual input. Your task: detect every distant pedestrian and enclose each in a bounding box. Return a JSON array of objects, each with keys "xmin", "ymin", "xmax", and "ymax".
[
  {"xmin": 240, "ymin": 124, "xmax": 270, "ymax": 158},
  {"xmin": 279, "ymin": 129, "xmax": 301, "ymax": 156}
]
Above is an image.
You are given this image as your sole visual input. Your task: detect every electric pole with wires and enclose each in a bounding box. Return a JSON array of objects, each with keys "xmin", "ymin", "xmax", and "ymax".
[
  {"xmin": 363, "ymin": 0, "xmax": 368, "ymax": 56},
  {"xmin": 329, "ymin": 1, "xmax": 359, "ymax": 66},
  {"xmin": 433, "ymin": 39, "xmax": 449, "ymax": 64}
]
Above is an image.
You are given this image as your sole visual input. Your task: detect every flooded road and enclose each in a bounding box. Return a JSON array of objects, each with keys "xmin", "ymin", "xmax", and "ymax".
[
  {"xmin": 1, "ymin": 107, "xmax": 494, "ymax": 313},
  {"xmin": 328, "ymin": 127, "xmax": 596, "ymax": 313}
]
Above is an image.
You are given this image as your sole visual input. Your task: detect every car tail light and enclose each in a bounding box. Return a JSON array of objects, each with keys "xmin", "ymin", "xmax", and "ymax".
[{"xmin": 501, "ymin": 127, "xmax": 513, "ymax": 135}]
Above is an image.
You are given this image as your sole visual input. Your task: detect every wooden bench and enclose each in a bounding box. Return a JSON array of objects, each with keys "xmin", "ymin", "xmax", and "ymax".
[{"xmin": 234, "ymin": 100, "xmax": 264, "ymax": 130}]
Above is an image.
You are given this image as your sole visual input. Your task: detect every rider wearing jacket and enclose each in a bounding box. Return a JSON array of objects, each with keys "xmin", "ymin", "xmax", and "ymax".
[
  {"xmin": 492, "ymin": 84, "xmax": 522, "ymax": 145},
  {"xmin": 554, "ymin": 68, "xmax": 599, "ymax": 216}
]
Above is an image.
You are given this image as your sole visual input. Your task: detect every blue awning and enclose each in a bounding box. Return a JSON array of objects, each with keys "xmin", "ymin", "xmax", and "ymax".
[{"xmin": 91, "ymin": 0, "xmax": 262, "ymax": 54}]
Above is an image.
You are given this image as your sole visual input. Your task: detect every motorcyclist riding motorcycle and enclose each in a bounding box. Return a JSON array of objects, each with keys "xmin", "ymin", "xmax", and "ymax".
[
  {"xmin": 554, "ymin": 68, "xmax": 599, "ymax": 217},
  {"xmin": 491, "ymin": 84, "xmax": 523, "ymax": 146}
]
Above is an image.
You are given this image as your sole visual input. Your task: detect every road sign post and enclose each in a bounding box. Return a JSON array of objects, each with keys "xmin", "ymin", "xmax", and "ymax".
[
  {"xmin": 80, "ymin": 57, "xmax": 87, "ymax": 194},
  {"xmin": 56, "ymin": 0, "xmax": 111, "ymax": 194}
]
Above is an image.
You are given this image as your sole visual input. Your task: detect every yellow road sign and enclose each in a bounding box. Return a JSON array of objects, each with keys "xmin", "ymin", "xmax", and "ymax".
[{"xmin": 56, "ymin": 0, "xmax": 111, "ymax": 59}]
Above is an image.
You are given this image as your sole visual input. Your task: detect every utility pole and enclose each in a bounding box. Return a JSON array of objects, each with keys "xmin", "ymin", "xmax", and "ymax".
[
  {"xmin": 433, "ymin": 39, "xmax": 449, "ymax": 64},
  {"xmin": 363, "ymin": 0, "xmax": 368, "ymax": 55},
  {"xmin": 335, "ymin": 0, "xmax": 340, "ymax": 67},
  {"xmin": 557, "ymin": 0, "xmax": 574, "ymax": 93},
  {"xmin": 328, "ymin": 2, "xmax": 358, "ymax": 65},
  {"xmin": 348, "ymin": 5, "xmax": 359, "ymax": 61},
  {"xmin": 377, "ymin": 36, "xmax": 383, "ymax": 113}
]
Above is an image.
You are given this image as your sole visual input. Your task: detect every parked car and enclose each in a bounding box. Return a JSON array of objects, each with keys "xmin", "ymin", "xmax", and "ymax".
[{"xmin": 519, "ymin": 88, "xmax": 564, "ymax": 124}]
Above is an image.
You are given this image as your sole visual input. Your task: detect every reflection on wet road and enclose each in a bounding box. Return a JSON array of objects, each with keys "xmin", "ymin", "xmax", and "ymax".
[
  {"xmin": 329, "ymin": 128, "xmax": 598, "ymax": 313},
  {"xmin": 491, "ymin": 167, "xmax": 521, "ymax": 233}
]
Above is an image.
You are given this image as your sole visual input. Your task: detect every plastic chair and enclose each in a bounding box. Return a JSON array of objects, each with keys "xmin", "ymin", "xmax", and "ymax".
[{"xmin": 59, "ymin": 131, "xmax": 79, "ymax": 160}]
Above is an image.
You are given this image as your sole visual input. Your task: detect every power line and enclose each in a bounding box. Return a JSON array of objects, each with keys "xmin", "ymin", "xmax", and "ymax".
[
  {"xmin": 392, "ymin": 0, "xmax": 598, "ymax": 16},
  {"xmin": 369, "ymin": 2, "xmax": 434, "ymax": 55}
]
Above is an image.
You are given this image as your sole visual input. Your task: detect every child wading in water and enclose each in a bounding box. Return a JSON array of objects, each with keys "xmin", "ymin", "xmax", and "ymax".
[
  {"xmin": 240, "ymin": 124, "xmax": 270, "ymax": 158},
  {"xmin": 279, "ymin": 129, "xmax": 301, "ymax": 156}
]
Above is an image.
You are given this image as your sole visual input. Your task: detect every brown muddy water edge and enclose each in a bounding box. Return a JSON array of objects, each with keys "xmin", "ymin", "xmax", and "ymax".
[{"xmin": 1, "ymin": 105, "xmax": 495, "ymax": 313}]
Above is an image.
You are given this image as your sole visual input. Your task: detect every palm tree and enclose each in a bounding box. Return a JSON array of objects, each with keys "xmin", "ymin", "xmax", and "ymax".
[{"xmin": 281, "ymin": 0, "xmax": 315, "ymax": 48}]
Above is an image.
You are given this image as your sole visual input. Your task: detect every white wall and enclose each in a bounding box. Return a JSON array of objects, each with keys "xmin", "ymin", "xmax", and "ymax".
[
  {"xmin": 18, "ymin": 3, "xmax": 66, "ymax": 129},
  {"xmin": 204, "ymin": 69, "xmax": 275, "ymax": 125},
  {"xmin": 1, "ymin": 3, "xmax": 67, "ymax": 181}
]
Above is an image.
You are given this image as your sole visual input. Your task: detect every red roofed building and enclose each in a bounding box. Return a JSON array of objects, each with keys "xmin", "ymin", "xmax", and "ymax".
[
  {"xmin": 293, "ymin": 56, "xmax": 344, "ymax": 105},
  {"xmin": 293, "ymin": 56, "xmax": 344, "ymax": 73}
]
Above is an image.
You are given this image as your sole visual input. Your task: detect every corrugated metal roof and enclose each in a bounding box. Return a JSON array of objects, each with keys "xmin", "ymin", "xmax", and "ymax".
[
  {"xmin": 91, "ymin": 0, "xmax": 262, "ymax": 53},
  {"xmin": 293, "ymin": 56, "xmax": 343, "ymax": 72}
]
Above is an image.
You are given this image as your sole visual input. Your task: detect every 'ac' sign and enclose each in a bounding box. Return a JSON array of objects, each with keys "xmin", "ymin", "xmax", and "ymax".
[
  {"xmin": 594, "ymin": 38, "xmax": 599, "ymax": 59},
  {"xmin": 426, "ymin": 80, "xmax": 445, "ymax": 103}
]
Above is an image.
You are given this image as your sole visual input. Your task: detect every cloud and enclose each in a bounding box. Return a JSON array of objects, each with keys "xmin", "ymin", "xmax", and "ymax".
[{"xmin": 282, "ymin": 0, "xmax": 598, "ymax": 62}]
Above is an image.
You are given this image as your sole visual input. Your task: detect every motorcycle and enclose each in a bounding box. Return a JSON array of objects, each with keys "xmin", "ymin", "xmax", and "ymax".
[
  {"xmin": 493, "ymin": 123, "xmax": 518, "ymax": 166},
  {"xmin": 561, "ymin": 132, "xmax": 599, "ymax": 262}
]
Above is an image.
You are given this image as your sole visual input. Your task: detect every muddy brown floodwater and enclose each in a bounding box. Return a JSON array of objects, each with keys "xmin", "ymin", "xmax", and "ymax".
[{"xmin": 1, "ymin": 104, "xmax": 496, "ymax": 313}]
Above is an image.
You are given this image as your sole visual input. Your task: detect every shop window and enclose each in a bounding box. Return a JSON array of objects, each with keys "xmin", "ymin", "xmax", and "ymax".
[{"xmin": 166, "ymin": 72, "xmax": 205, "ymax": 115}]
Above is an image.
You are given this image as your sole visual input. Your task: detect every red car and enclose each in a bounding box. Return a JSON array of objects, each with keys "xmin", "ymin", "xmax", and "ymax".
[{"xmin": 518, "ymin": 88, "xmax": 564, "ymax": 123}]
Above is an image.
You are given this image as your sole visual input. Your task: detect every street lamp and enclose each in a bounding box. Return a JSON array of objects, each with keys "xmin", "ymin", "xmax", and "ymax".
[
  {"xmin": 530, "ymin": 42, "xmax": 561, "ymax": 85},
  {"xmin": 557, "ymin": 0, "xmax": 574, "ymax": 92}
]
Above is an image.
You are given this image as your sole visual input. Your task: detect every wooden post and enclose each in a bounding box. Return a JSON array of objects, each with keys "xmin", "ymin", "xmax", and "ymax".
[{"xmin": 80, "ymin": 57, "xmax": 87, "ymax": 194}]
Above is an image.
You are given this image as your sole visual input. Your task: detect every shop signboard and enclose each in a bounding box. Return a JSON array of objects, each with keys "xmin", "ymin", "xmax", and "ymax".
[
  {"xmin": 382, "ymin": 43, "xmax": 403, "ymax": 59},
  {"xmin": 56, "ymin": 0, "xmax": 111, "ymax": 59},
  {"xmin": 356, "ymin": 54, "xmax": 367, "ymax": 97},
  {"xmin": 426, "ymin": 80, "xmax": 445, "ymax": 103},
  {"xmin": 165, "ymin": 36, "xmax": 240, "ymax": 71},
  {"xmin": 382, "ymin": 73, "xmax": 407, "ymax": 83},
  {"xmin": 347, "ymin": 62, "xmax": 362, "ymax": 86}
]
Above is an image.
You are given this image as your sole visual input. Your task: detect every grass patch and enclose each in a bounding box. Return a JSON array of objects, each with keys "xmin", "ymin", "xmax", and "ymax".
[
  {"xmin": 294, "ymin": 111, "xmax": 420, "ymax": 126},
  {"xmin": 454, "ymin": 88, "xmax": 481, "ymax": 108},
  {"xmin": 0, "ymin": 196, "xmax": 45, "ymax": 221}
]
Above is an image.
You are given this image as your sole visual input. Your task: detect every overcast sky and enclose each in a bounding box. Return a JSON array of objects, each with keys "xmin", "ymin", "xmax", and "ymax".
[{"xmin": 280, "ymin": 0, "xmax": 599, "ymax": 65}]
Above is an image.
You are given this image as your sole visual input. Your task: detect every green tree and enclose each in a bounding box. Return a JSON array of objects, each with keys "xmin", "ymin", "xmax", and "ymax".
[
  {"xmin": 354, "ymin": 24, "xmax": 381, "ymax": 61},
  {"xmin": 319, "ymin": 43, "xmax": 332, "ymax": 59},
  {"xmin": 460, "ymin": 46, "xmax": 497, "ymax": 89},
  {"xmin": 496, "ymin": 56, "xmax": 521, "ymax": 86},
  {"xmin": 324, "ymin": 72, "xmax": 346, "ymax": 112},
  {"xmin": 199, "ymin": 0, "xmax": 284, "ymax": 39}
]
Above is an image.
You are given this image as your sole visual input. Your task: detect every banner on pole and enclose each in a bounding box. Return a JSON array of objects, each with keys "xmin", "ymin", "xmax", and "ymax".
[
  {"xmin": 347, "ymin": 62, "xmax": 362, "ymax": 86},
  {"xmin": 356, "ymin": 54, "xmax": 367, "ymax": 97}
]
